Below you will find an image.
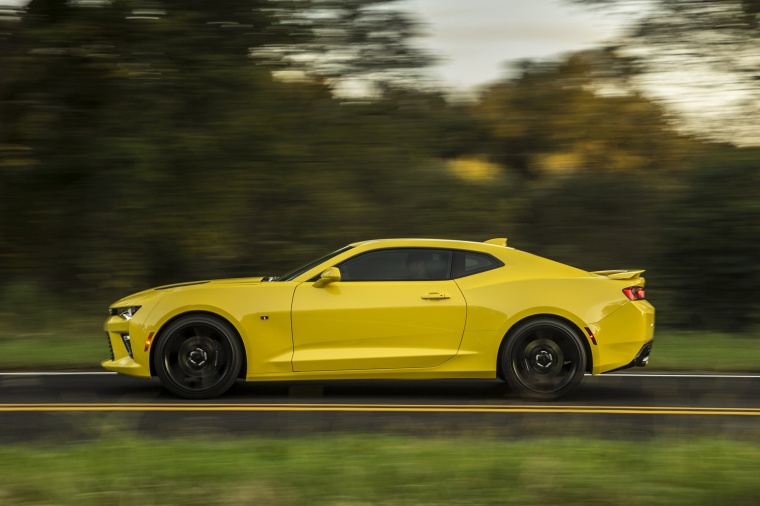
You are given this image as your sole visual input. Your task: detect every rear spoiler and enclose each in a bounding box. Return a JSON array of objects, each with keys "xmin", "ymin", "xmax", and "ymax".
[
  {"xmin": 484, "ymin": 237, "xmax": 508, "ymax": 247},
  {"xmin": 591, "ymin": 269, "xmax": 645, "ymax": 280}
]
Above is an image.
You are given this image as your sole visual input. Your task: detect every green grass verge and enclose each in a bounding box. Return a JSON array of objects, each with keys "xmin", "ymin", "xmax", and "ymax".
[
  {"xmin": 648, "ymin": 332, "xmax": 760, "ymax": 372},
  {"xmin": 0, "ymin": 334, "xmax": 105, "ymax": 369},
  {"xmin": 0, "ymin": 435, "xmax": 758, "ymax": 505},
  {"xmin": 0, "ymin": 328, "xmax": 758, "ymax": 372},
  {"xmin": 0, "ymin": 314, "xmax": 105, "ymax": 369}
]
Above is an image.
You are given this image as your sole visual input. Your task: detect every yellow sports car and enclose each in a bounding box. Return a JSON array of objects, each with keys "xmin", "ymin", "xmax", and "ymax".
[{"xmin": 103, "ymin": 238, "xmax": 654, "ymax": 400}]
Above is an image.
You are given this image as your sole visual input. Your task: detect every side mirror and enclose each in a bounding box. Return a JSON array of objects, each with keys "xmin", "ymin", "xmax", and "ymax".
[{"xmin": 313, "ymin": 267, "xmax": 341, "ymax": 288}]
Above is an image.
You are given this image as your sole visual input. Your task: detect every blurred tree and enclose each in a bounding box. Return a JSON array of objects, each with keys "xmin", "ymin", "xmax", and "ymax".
[
  {"xmin": 473, "ymin": 49, "xmax": 694, "ymax": 178},
  {"xmin": 656, "ymin": 152, "xmax": 760, "ymax": 330},
  {"xmin": 568, "ymin": 0, "xmax": 760, "ymax": 144},
  {"xmin": 516, "ymin": 172, "xmax": 662, "ymax": 271},
  {"xmin": 0, "ymin": 0, "xmax": 310, "ymax": 294},
  {"xmin": 259, "ymin": 0, "xmax": 436, "ymax": 96},
  {"xmin": 3, "ymin": 0, "xmax": 753, "ymax": 340},
  {"xmin": 0, "ymin": 0, "xmax": 513, "ymax": 302}
]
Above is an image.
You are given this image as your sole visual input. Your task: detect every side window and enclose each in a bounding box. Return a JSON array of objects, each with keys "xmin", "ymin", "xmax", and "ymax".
[
  {"xmin": 338, "ymin": 249, "xmax": 452, "ymax": 281},
  {"xmin": 451, "ymin": 250, "xmax": 504, "ymax": 278}
]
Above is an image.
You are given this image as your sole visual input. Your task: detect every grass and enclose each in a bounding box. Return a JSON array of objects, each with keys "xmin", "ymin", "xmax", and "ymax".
[
  {"xmin": 648, "ymin": 332, "xmax": 760, "ymax": 371},
  {"xmin": 0, "ymin": 335, "xmax": 105, "ymax": 370},
  {"xmin": 0, "ymin": 434, "xmax": 758, "ymax": 505},
  {"xmin": 1, "ymin": 325, "xmax": 759, "ymax": 372},
  {"xmin": 0, "ymin": 313, "xmax": 105, "ymax": 369}
]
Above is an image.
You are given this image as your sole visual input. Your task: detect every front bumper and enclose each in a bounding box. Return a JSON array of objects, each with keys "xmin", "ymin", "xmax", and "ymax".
[
  {"xmin": 101, "ymin": 356, "xmax": 147, "ymax": 377},
  {"xmin": 102, "ymin": 316, "xmax": 152, "ymax": 378}
]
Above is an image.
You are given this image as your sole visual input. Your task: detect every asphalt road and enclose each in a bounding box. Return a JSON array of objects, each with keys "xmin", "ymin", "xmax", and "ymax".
[{"xmin": 1, "ymin": 372, "xmax": 759, "ymax": 442}]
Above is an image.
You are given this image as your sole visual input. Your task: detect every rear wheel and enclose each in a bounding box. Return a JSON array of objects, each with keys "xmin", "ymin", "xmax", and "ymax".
[
  {"xmin": 501, "ymin": 318, "xmax": 586, "ymax": 401},
  {"xmin": 154, "ymin": 315, "xmax": 243, "ymax": 399}
]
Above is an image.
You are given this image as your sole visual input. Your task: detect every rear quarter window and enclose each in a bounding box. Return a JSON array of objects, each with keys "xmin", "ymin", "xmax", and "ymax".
[{"xmin": 451, "ymin": 250, "xmax": 504, "ymax": 278}]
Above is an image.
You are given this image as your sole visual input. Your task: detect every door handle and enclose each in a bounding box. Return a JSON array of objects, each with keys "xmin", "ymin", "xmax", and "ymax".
[{"xmin": 421, "ymin": 292, "xmax": 450, "ymax": 300}]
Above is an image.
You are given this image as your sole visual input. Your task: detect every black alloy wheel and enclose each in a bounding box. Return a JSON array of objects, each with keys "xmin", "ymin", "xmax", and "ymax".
[
  {"xmin": 154, "ymin": 315, "xmax": 243, "ymax": 399},
  {"xmin": 502, "ymin": 318, "xmax": 587, "ymax": 401}
]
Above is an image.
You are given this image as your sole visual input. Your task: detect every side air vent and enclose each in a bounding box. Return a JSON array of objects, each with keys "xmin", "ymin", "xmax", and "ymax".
[{"xmin": 105, "ymin": 333, "xmax": 114, "ymax": 361}]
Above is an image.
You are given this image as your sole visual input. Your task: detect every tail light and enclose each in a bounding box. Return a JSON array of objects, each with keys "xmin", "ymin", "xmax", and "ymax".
[{"xmin": 623, "ymin": 286, "xmax": 646, "ymax": 301}]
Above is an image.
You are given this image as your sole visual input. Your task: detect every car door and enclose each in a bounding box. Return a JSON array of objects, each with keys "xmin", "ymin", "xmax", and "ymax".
[{"xmin": 290, "ymin": 248, "xmax": 467, "ymax": 372}]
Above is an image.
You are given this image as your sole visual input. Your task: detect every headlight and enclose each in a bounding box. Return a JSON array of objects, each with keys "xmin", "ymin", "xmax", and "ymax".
[{"xmin": 109, "ymin": 306, "xmax": 141, "ymax": 320}]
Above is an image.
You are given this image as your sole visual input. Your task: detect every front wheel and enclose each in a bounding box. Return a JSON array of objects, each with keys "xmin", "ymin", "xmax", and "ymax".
[
  {"xmin": 154, "ymin": 315, "xmax": 243, "ymax": 399},
  {"xmin": 501, "ymin": 318, "xmax": 587, "ymax": 401}
]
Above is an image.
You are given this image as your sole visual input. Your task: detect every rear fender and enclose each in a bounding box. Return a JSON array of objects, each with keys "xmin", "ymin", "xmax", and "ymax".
[{"xmin": 499, "ymin": 308, "xmax": 598, "ymax": 374}]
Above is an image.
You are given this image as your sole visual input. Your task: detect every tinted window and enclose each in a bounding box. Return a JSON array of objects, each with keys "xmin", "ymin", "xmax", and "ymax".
[
  {"xmin": 451, "ymin": 250, "xmax": 503, "ymax": 278},
  {"xmin": 338, "ymin": 249, "xmax": 452, "ymax": 281}
]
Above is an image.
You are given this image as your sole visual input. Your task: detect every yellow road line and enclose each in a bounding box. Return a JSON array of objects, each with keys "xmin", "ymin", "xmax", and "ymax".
[{"xmin": 1, "ymin": 403, "xmax": 759, "ymax": 416}]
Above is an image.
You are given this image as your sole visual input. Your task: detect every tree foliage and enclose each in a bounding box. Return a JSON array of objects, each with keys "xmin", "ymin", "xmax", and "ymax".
[
  {"xmin": 0, "ymin": 0, "xmax": 508, "ymax": 302},
  {"xmin": 472, "ymin": 49, "xmax": 694, "ymax": 178},
  {"xmin": 257, "ymin": 0, "xmax": 436, "ymax": 95},
  {"xmin": 1, "ymin": 0, "xmax": 758, "ymax": 334},
  {"xmin": 568, "ymin": 0, "xmax": 760, "ymax": 144},
  {"xmin": 656, "ymin": 152, "xmax": 760, "ymax": 331}
]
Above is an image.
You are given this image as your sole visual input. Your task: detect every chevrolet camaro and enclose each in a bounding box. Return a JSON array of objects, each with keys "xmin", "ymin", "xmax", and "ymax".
[{"xmin": 103, "ymin": 238, "xmax": 654, "ymax": 400}]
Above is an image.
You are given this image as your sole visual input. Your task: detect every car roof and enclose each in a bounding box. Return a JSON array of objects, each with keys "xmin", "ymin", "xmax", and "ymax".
[{"xmin": 348, "ymin": 238, "xmax": 510, "ymax": 252}]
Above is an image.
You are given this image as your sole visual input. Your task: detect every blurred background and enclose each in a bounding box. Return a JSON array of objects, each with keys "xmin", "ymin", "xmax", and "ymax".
[{"xmin": 1, "ymin": 0, "xmax": 760, "ymax": 341}]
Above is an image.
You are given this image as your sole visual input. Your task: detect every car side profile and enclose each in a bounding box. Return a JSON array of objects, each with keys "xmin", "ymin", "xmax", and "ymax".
[{"xmin": 103, "ymin": 238, "xmax": 655, "ymax": 400}]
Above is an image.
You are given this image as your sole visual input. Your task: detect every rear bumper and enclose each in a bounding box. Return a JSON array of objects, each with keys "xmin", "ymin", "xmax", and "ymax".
[
  {"xmin": 607, "ymin": 340, "xmax": 653, "ymax": 372},
  {"xmin": 633, "ymin": 340, "xmax": 653, "ymax": 367},
  {"xmin": 589, "ymin": 300, "xmax": 655, "ymax": 374}
]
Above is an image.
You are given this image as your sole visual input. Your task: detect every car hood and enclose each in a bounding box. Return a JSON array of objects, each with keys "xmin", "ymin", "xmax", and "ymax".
[
  {"xmin": 111, "ymin": 277, "xmax": 267, "ymax": 307},
  {"xmin": 153, "ymin": 277, "xmax": 268, "ymax": 291}
]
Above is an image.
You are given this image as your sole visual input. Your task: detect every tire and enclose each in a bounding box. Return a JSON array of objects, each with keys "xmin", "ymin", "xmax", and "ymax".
[
  {"xmin": 154, "ymin": 314, "xmax": 243, "ymax": 399},
  {"xmin": 501, "ymin": 318, "xmax": 587, "ymax": 401}
]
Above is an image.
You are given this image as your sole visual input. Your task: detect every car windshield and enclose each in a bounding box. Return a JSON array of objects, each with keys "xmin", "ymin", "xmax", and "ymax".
[{"xmin": 276, "ymin": 245, "xmax": 354, "ymax": 281}]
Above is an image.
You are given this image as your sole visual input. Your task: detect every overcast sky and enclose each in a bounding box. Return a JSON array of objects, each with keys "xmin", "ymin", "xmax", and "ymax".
[{"xmin": 400, "ymin": 0, "xmax": 624, "ymax": 93}]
